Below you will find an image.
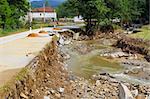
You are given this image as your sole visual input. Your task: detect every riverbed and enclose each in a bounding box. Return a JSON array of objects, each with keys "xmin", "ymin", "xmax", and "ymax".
[{"xmin": 61, "ymin": 39, "xmax": 150, "ymax": 85}]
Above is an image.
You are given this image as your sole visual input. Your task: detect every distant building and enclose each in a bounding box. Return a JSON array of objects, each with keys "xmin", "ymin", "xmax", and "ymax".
[
  {"xmin": 74, "ymin": 16, "xmax": 84, "ymax": 23},
  {"xmin": 31, "ymin": 7, "xmax": 57, "ymax": 22}
]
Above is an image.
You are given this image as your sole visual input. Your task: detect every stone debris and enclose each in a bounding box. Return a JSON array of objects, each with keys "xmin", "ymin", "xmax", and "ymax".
[
  {"xmin": 20, "ymin": 92, "xmax": 28, "ymax": 99},
  {"xmin": 119, "ymin": 83, "xmax": 134, "ymax": 99},
  {"xmin": 44, "ymin": 96, "xmax": 50, "ymax": 99},
  {"xmin": 58, "ymin": 87, "xmax": 65, "ymax": 93},
  {"xmin": 73, "ymin": 32, "xmax": 80, "ymax": 40},
  {"xmin": 1, "ymin": 31, "xmax": 150, "ymax": 99},
  {"xmin": 131, "ymin": 89, "xmax": 138, "ymax": 98}
]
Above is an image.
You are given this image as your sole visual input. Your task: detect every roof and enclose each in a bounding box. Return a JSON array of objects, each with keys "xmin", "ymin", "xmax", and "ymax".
[{"xmin": 32, "ymin": 7, "xmax": 55, "ymax": 13}]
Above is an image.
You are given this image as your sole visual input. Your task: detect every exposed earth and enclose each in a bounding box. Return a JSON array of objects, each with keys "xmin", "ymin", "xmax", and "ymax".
[{"xmin": 0, "ymin": 28, "xmax": 150, "ymax": 99}]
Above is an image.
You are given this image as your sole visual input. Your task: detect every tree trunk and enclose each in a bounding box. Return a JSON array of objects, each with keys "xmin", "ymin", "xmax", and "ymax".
[{"xmin": 1, "ymin": 15, "xmax": 6, "ymax": 30}]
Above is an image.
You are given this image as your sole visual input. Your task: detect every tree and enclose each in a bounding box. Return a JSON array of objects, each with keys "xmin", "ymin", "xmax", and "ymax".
[
  {"xmin": 58, "ymin": 0, "xmax": 149, "ymax": 34},
  {"xmin": 7, "ymin": 0, "xmax": 29, "ymax": 29},
  {"xmin": 67, "ymin": 0, "xmax": 101, "ymax": 35},
  {"xmin": 56, "ymin": 1, "xmax": 78, "ymax": 18},
  {"xmin": 0, "ymin": 0, "xmax": 29, "ymax": 30},
  {"xmin": 0, "ymin": 0, "xmax": 11, "ymax": 29}
]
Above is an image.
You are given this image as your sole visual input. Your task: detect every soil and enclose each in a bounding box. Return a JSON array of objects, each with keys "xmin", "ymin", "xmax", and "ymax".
[
  {"xmin": 0, "ymin": 40, "xmax": 75, "ymax": 98},
  {"xmin": 0, "ymin": 68, "xmax": 21, "ymax": 87},
  {"xmin": 39, "ymin": 30, "xmax": 48, "ymax": 34},
  {"xmin": 0, "ymin": 31, "xmax": 150, "ymax": 98},
  {"xmin": 27, "ymin": 33, "xmax": 39, "ymax": 37},
  {"xmin": 53, "ymin": 28, "xmax": 62, "ymax": 30}
]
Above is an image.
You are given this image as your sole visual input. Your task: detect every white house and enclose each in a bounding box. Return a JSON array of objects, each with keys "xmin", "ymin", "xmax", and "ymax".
[
  {"xmin": 74, "ymin": 16, "xmax": 84, "ymax": 23},
  {"xmin": 31, "ymin": 7, "xmax": 57, "ymax": 21}
]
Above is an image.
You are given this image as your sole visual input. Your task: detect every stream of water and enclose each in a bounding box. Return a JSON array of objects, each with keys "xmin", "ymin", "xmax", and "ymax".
[{"xmin": 62, "ymin": 40, "xmax": 150, "ymax": 85}]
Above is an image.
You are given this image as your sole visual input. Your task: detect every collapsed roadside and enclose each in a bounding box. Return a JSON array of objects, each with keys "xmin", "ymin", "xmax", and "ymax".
[{"xmin": 0, "ymin": 29, "xmax": 150, "ymax": 98}]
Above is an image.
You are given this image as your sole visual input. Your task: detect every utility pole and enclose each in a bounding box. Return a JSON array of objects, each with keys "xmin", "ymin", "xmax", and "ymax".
[
  {"xmin": 43, "ymin": 0, "xmax": 46, "ymax": 23},
  {"xmin": 29, "ymin": 1, "xmax": 32, "ymax": 33}
]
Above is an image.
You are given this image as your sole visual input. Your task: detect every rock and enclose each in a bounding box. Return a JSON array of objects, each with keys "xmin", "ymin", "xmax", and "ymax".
[
  {"xmin": 64, "ymin": 54, "xmax": 70, "ymax": 59},
  {"xmin": 131, "ymin": 90, "xmax": 138, "ymax": 97},
  {"xmin": 73, "ymin": 33, "xmax": 80, "ymax": 40},
  {"xmin": 119, "ymin": 83, "xmax": 134, "ymax": 99},
  {"xmin": 59, "ymin": 36, "xmax": 65, "ymax": 45},
  {"xmin": 55, "ymin": 93, "xmax": 61, "ymax": 98},
  {"xmin": 58, "ymin": 87, "xmax": 65, "ymax": 93},
  {"xmin": 50, "ymin": 89, "xmax": 55, "ymax": 94},
  {"xmin": 20, "ymin": 92, "xmax": 28, "ymax": 99},
  {"xmin": 96, "ymin": 80, "xmax": 101, "ymax": 86},
  {"xmin": 145, "ymin": 55, "xmax": 150, "ymax": 62},
  {"xmin": 64, "ymin": 40, "xmax": 71, "ymax": 45},
  {"xmin": 146, "ymin": 95, "xmax": 150, "ymax": 99},
  {"xmin": 109, "ymin": 78, "xmax": 118, "ymax": 83},
  {"xmin": 45, "ymin": 90, "xmax": 51, "ymax": 95},
  {"xmin": 136, "ymin": 94, "xmax": 146, "ymax": 99},
  {"xmin": 44, "ymin": 96, "xmax": 50, "ymax": 99},
  {"xmin": 102, "ymin": 39, "xmax": 113, "ymax": 46}
]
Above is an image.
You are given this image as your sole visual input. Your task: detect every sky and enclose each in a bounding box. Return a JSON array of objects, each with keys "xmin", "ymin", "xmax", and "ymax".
[{"xmin": 30, "ymin": 0, "xmax": 65, "ymax": 1}]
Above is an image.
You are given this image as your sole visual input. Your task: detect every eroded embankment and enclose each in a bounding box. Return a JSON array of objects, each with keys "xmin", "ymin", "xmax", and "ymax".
[
  {"xmin": 0, "ymin": 31, "xmax": 150, "ymax": 99},
  {"xmin": 0, "ymin": 39, "xmax": 74, "ymax": 98},
  {"xmin": 115, "ymin": 37, "xmax": 150, "ymax": 62}
]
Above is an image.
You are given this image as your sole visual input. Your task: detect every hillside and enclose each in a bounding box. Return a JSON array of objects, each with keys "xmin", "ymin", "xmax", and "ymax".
[{"xmin": 31, "ymin": 0, "xmax": 65, "ymax": 8}]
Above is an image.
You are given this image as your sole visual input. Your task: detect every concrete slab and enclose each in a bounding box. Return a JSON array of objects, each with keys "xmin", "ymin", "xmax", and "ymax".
[{"xmin": 0, "ymin": 37, "xmax": 52, "ymax": 72}]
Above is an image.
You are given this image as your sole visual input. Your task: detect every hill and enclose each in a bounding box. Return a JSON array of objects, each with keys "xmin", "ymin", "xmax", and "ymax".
[{"xmin": 31, "ymin": 0, "xmax": 65, "ymax": 8}]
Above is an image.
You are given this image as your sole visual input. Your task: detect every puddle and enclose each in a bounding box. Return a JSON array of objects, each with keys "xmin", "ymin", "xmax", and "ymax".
[{"xmin": 68, "ymin": 55, "xmax": 123, "ymax": 79}]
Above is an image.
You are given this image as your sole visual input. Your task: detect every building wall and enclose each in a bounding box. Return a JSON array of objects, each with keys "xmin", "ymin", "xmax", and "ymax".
[
  {"xmin": 74, "ymin": 16, "xmax": 84, "ymax": 23},
  {"xmin": 32, "ymin": 12, "xmax": 57, "ymax": 19}
]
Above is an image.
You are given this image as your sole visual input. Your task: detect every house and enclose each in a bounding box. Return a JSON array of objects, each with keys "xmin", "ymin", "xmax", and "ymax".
[
  {"xmin": 31, "ymin": 7, "xmax": 57, "ymax": 22},
  {"xmin": 73, "ymin": 16, "xmax": 84, "ymax": 23}
]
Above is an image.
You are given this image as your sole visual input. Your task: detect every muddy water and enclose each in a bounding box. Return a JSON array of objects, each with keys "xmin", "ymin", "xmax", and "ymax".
[
  {"xmin": 68, "ymin": 54, "xmax": 124, "ymax": 79},
  {"xmin": 62, "ymin": 40, "xmax": 150, "ymax": 85},
  {"xmin": 63, "ymin": 40, "xmax": 124, "ymax": 79}
]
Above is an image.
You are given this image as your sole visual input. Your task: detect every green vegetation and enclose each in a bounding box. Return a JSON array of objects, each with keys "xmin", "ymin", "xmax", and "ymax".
[
  {"xmin": 56, "ymin": 1, "xmax": 77, "ymax": 18},
  {"xmin": 0, "ymin": 23, "xmax": 53, "ymax": 37},
  {"xmin": 0, "ymin": 28, "xmax": 27, "ymax": 37},
  {"xmin": 0, "ymin": 0, "xmax": 29, "ymax": 29},
  {"xmin": 129, "ymin": 25, "xmax": 150, "ymax": 40},
  {"xmin": 57, "ymin": 0, "xmax": 149, "ymax": 34},
  {"xmin": 0, "ymin": 0, "xmax": 29, "ymax": 36}
]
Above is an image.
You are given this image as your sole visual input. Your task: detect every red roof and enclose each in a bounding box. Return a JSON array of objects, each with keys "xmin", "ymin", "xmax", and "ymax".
[{"xmin": 32, "ymin": 7, "xmax": 54, "ymax": 13}]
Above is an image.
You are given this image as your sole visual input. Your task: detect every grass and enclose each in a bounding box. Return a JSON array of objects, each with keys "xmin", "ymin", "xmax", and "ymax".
[
  {"xmin": 129, "ymin": 25, "xmax": 150, "ymax": 40},
  {"xmin": 0, "ymin": 28, "xmax": 28, "ymax": 37},
  {"xmin": 0, "ymin": 23, "xmax": 54, "ymax": 37}
]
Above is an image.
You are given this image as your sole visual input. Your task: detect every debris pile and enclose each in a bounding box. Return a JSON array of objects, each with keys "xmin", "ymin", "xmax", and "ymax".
[
  {"xmin": 0, "ymin": 40, "xmax": 74, "ymax": 98},
  {"xmin": 39, "ymin": 30, "xmax": 48, "ymax": 34},
  {"xmin": 53, "ymin": 28, "xmax": 62, "ymax": 30},
  {"xmin": 27, "ymin": 33, "xmax": 39, "ymax": 37}
]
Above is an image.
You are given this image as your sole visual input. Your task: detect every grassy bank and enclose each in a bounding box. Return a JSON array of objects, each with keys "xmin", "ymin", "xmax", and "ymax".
[
  {"xmin": 129, "ymin": 25, "xmax": 150, "ymax": 40},
  {"xmin": 0, "ymin": 28, "xmax": 28, "ymax": 37},
  {"xmin": 0, "ymin": 23, "xmax": 54, "ymax": 37}
]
